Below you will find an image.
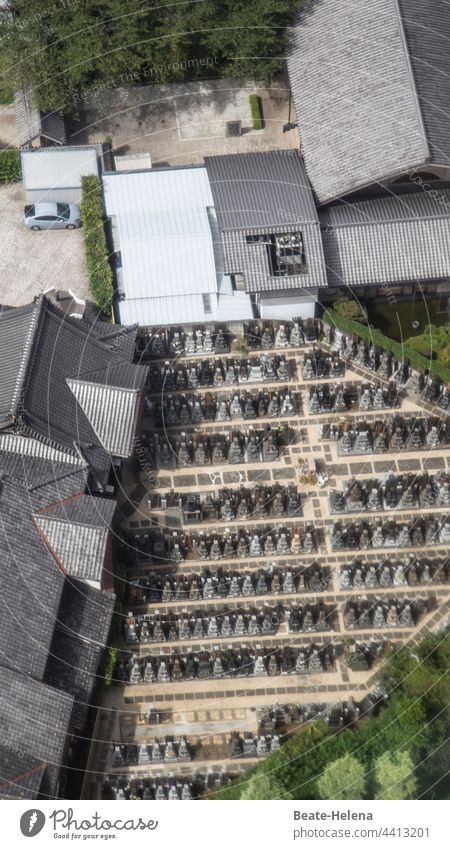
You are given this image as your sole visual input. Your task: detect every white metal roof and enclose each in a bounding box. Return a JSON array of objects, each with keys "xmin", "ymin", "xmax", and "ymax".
[
  {"xmin": 103, "ymin": 167, "xmax": 224, "ymax": 322},
  {"xmin": 21, "ymin": 146, "xmax": 99, "ymax": 191}
]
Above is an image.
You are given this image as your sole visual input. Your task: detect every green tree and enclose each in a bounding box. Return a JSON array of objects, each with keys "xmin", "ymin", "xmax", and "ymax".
[
  {"xmin": 317, "ymin": 754, "xmax": 367, "ymax": 800},
  {"xmin": 240, "ymin": 771, "xmax": 292, "ymax": 800},
  {"xmin": 0, "ymin": 1, "xmax": 307, "ymax": 111},
  {"xmin": 334, "ymin": 296, "xmax": 367, "ymax": 323},
  {"xmin": 374, "ymin": 751, "xmax": 417, "ymax": 800}
]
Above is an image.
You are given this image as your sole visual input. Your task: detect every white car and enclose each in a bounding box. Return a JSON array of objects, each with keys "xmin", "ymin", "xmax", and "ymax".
[{"xmin": 24, "ymin": 202, "xmax": 82, "ymax": 230}]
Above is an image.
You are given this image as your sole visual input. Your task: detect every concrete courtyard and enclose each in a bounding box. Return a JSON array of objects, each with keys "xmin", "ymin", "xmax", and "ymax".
[
  {"xmin": 0, "ymin": 183, "xmax": 89, "ymax": 306},
  {"xmin": 67, "ymin": 77, "xmax": 298, "ymax": 167}
]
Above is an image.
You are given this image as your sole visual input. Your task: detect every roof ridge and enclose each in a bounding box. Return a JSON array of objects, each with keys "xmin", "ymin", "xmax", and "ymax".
[{"xmin": 9, "ymin": 297, "xmax": 45, "ymax": 419}]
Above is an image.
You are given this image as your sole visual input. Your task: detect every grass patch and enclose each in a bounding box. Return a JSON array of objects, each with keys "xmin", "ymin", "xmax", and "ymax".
[
  {"xmin": 249, "ymin": 94, "xmax": 264, "ymax": 130},
  {"xmin": 367, "ymin": 297, "xmax": 449, "ymax": 342}
]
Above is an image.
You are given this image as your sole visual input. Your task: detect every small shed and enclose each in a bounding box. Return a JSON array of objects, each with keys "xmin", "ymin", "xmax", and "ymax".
[
  {"xmin": 21, "ymin": 145, "xmax": 101, "ymax": 204},
  {"xmin": 14, "ymin": 89, "xmax": 66, "ymax": 148}
]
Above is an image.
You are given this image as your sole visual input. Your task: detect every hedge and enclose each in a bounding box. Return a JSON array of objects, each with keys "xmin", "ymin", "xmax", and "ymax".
[
  {"xmin": 249, "ymin": 94, "xmax": 263, "ymax": 130},
  {"xmin": 324, "ymin": 307, "xmax": 450, "ymax": 384},
  {"xmin": 80, "ymin": 175, "xmax": 114, "ymax": 314},
  {"xmin": 0, "ymin": 149, "xmax": 21, "ymax": 182}
]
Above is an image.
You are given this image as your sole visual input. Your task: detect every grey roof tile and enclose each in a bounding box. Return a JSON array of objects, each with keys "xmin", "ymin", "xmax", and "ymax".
[
  {"xmin": 33, "ymin": 494, "xmax": 115, "ymax": 583},
  {"xmin": 320, "ymin": 188, "xmax": 450, "ymax": 286},
  {"xmin": 0, "ymin": 300, "xmax": 43, "ymax": 427},
  {"xmin": 205, "ymin": 151, "xmax": 328, "ymax": 292},
  {"xmin": 399, "ymin": 0, "xmax": 450, "ymax": 166},
  {"xmin": 287, "ymin": 0, "xmax": 431, "ymax": 203}
]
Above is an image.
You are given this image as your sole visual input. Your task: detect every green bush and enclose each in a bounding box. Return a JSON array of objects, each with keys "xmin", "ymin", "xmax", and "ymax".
[
  {"xmin": 324, "ymin": 307, "xmax": 450, "ymax": 383},
  {"xmin": 103, "ymin": 647, "xmax": 118, "ymax": 687},
  {"xmin": 249, "ymin": 94, "xmax": 263, "ymax": 130},
  {"xmin": 80, "ymin": 175, "xmax": 113, "ymax": 314},
  {"xmin": 0, "ymin": 149, "xmax": 21, "ymax": 182},
  {"xmin": 334, "ymin": 296, "xmax": 367, "ymax": 323}
]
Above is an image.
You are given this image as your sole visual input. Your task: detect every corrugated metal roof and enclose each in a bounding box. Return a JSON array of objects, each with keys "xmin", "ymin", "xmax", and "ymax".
[
  {"xmin": 67, "ymin": 378, "xmax": 141, "ymax": 457},
  {"xmin": 287, "ymin": 0, "xmax": 430, "ymax": 204},
  {"xmin": 320, "ymin": 189, "xmax": 450, "ymax": 286},
  {"xmin": 118, "ymin": 293, "xmax": 218, "ymax": 326},
  {"xmin": 21, "ymin": 146, "xmax": 99, "ymax": 192},
  {"xmin": 205, "ymin": 150, "xmax": 319, "ymax": 230},
  {"xmin": 103, "ymin": 167, "xmax": 222, "ymax": 321}
]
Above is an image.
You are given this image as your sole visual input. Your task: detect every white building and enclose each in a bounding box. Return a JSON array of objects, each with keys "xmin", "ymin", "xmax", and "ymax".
[{"xmin": 103, "ymin": 165, "xmax": 254, "ymax": 327}]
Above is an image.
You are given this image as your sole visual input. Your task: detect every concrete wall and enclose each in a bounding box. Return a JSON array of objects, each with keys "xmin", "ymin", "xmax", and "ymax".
[
  {"xmin": 26, "ymin": 187, "xmax": 82, "ymax": 204},
  {"xmin": 259, "ymin": 289, "xmax": 318, "ymax": 320}
]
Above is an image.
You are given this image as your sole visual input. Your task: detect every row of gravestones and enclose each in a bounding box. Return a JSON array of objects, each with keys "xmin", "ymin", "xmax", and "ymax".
[
  {"xmin": 124, "ymin": 601, "xmax": 334, "ymax": 644},
  {"xmin": 179, "ymin": 485, "xmax": 302, "ymax": 523},
  {"xmin": 332, "ymin": 517, "xmax": 450, "ymax": 550},
  {"xmin": 139, "ymin": 320, "xmax": 319, "ymax": 360},
  {"xmin": 328, "ymin": 420, "xmax": 448, "ymax": 456},
  {"xmin": 308, "ymin": 383, "xmax": 399, "ymax": 414},
  {"xmin": 344, "ymin": 598, "xmax": 426, "ymax": 630},
  {"xmin": 150, "ymin": 427, "xmax": 290, "ymax": 469},
  {"xmin": 112, "ymin": 738, "xmax": 191, "ymax": 766},
  {"xmin": 146, "ymin": 354, "xmax": 290, "ymax": 392},
  {"xmin": 330, "ymin": 472, "xmax": 450, "ymax": 514},
  {"xmin": 128, "ymin": 565, "xmax": 329, "ymax": 604},
  {"xmin": 104, "ymin": 779, "xmax": 194, "ymax": 800},
  {"xmin": 339, "ymin": 558, "xmax": 450, "ymax": 590},
  {"xmin": 121, "ymin": 643, "xmax": 335, "ymax": 684},
  {"xmin": 158, "ymin": 526, "xmax": 318, "ymax": 563},
  {"xmin": 152, "ymin": 388, "xmax": 298, "ymax": 426}
]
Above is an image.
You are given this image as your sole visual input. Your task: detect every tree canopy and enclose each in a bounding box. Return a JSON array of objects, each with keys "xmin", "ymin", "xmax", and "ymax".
[
  {"xmin": 317, "ymin": 754, "xmax": 367, "ymax": 801},
  {"xmin": 0, "ymin": 0, "xmax": 305, "ymax": 111},
  {"xmin": 214, "ymin": 630, "xmax": 450, "ymax": 800},
  {"xmin": 374, "ymin": 751, "xmax": 417, "ymax": 800}
]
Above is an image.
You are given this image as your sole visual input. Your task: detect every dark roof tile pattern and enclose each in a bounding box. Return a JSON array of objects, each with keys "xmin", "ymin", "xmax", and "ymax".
[{"xmin": 205, "ymin": 151, "xmax": 328, "ymax": 292}]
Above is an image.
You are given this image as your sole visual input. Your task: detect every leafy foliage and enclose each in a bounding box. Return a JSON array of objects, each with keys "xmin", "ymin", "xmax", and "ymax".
[
  {"xmin": 80, "ymin": 175, "xmax": 113, "ymax": 315},
  {"xmin": 317, "ymin": 754, "xmax": 367, "ymax": 800},
  {"xmin": 334, "ymin": 296, "xmax": 367, "ymax": 323},
  {"xmin": 0, "ymin": 149, "xmax": 21, "ymax": 182},
  {"xmin": 214, "ymin": 630, "xmax": 450, "ymax": 800},
  {"xmin": 240, "ymin": 771, "xmax": 292, "ymax": 800},
  {"xmin": 0, "ymin": 1, "xmax": 306, "ymax": 111},
  {"xmin": 103, "ymin": 647, "xmax": 118, "ymax": 687},
  {"xmin": 374, "ymin": 751, "xmax": 417, "ymax": 800}
]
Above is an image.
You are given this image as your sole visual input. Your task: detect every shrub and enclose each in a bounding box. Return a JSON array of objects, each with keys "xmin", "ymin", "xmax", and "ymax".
[
  {"xmin": 249, "ymin": 94, "xmax": 263, "ymax": 130},
  {"xmin": 324, "ymin": 307, "xmax": 450, "ymax": 384},
  {"xmin": 0, "ymin": 149, "xmax": 21, "ymax": 182},
  {"xmin": 334, "ymin": 296, "xmax": 367, "ymax": 323},
  {"xmin": 80, "ymin": 175, "xmax": 114, "ymax": 314},
  {"xmin": 103, "ymin": 647, "xmax": 118, "ymax": 686}
]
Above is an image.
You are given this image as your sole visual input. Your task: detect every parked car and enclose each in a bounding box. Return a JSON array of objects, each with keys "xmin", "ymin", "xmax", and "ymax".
[{"xmin": 24, "ymin": 202, "xmax": 82, "ymax": 230}]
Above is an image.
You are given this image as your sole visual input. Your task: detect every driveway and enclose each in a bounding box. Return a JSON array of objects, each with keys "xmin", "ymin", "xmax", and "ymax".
[
  {"xmin": 0, "ymin": 182, "xmax": 90, "ymax": 306},
  {"xmin": 67, "ymin": 76, "xmax": 299, "ymax": 167}
]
